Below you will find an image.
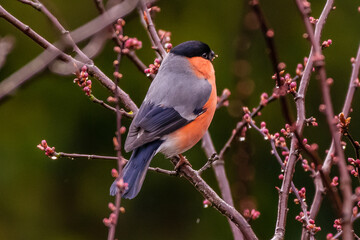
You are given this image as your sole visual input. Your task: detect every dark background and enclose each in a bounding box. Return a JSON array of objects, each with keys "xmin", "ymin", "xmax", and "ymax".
[{"xmin": 0, "ymin": 0, "xmax": 360, "ymax": 239}]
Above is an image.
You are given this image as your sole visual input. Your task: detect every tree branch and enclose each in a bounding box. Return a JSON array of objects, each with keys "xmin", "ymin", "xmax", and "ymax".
[
  {"xmin": 295, "ymin": 1, "xmax": 353, "ymax": 239},
  {"xmin": 171, "ymin": 156, "xmax": 258, "ymax": 240},
  {"xmin": 0, "ymin": 2, "xmax": 139, "ymax": 113}
]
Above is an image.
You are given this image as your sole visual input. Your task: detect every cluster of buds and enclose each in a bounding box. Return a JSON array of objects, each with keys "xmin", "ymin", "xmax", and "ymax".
[
  {"xmin": 305, "ymin": 117, "xmax": 318, "ymax": 127},
  {"xmin": 273, "ymin": 133, "xmax": 287, "ymax": 148},
  {"xmin": 114, "ymin": 18, "xmax": 125, "ymax": 36},
  {"xmin": 37, "ymin": 140, "xmax": 57, "ymax": 160},
  {"xmin": 111, "ymin": 168, "xmax": 119, "ymax": 178},
  {"xmin": 280, "ymin": 124, "xmax": 292, "ymax": 137},
  {"xmin": 242, "ymin": 107, "xmax": 252, "ymax": 124},
  {"xmin": 296, "ymin": 63, "xmax": 304, "ymax": 76},
  {"xmin": 217, "ymin": 88, "xmax": 231, "ymax": 108},
  {"xmin": 301, "ymin": 159, "xmax": 315, "ymax": 172},
  {"xmin": 333, "ymin": 218, "xmax": 342, "ymax": 231},
  {"xmin": 260, "ymin": 121, "xmax": 270, "ymax": 140},
  {"xmin": 260, "ymin": 92, "xmax": 269, "ymax": 106},
  {"xmin": 322, "ymin": 39, "xmax": 333, "ymax": 49},
  {"xmin": 74, "ymin": 66, "xmax": 92, "ymax": 96},
  {"xmin": 243, "ymin": 113, "xmax": 252, "ymax": 123},
  {"xmin": 326, "ymin": 233, "xmax": 335, "ymax": 240},
  {"xmin": 295, "ymin": 212, "xmax": 321, "ymax": 233},
  {"xmin": 114, "ymin": 36, "xmax": 143, "ymax": 55},
  {"xmin": 302, "ymin": 138, "xmax": 311, "ymax": 149},
  {"xmin": 124, "ymin": 37, "xmax": 142, "ymax": 50},
  {"xmin": 271, "ymin": 65, "xmax": 298, "ymax": 94},
  {"xmin": 309, "ymin": 16, "xmax": 318, "ymax": 24},
  {"xmin": 108, "ymin": 202, "xmax": 125, "ymax": 214},
  {"xmin": 306, "ymin": 219, "xmax": 321, "ymax": 233},
  {"xmin": 348, "ymin": 158, "xmax": 360, "ymax": 168},
  {"xmin": 158, "ymin": 29, "xmax": 172, "ymax": 52},
  {"xmin": 203, "ymin": 199, "xmax": 211, "ymax": 208},
  {"xmin": 103, "ymin": 213, "xmax": 117, "ymax": 227},
  {"xmin": 116, "ymin": 178, "xmax": 128, "ymax": 193},
  {"xmin": 295, "ymin": 211, "xmax": 310, "ymax": 223},
  {"xmin": 338, "ymin": 112, "xmax": 351, "ymax": 134},
  {"xmin": 243, "ymin": 209, "xmax": 260, "ymax": 221},
  {"xmin": 294, "ymin": 187, "xmax": 306, "ymax": 204},
  {"xmin": 350, "ymin": 166, "xmax": 359, "ymax": 177},
  {"xmin": 144, "ymin": 58, "xmax": 161, "ymax": 76}
]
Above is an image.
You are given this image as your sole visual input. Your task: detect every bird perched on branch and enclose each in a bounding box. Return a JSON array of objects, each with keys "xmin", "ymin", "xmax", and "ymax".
[{"xmin": 110, "ymin": 40, "xmax": 217, "ymax": 199}]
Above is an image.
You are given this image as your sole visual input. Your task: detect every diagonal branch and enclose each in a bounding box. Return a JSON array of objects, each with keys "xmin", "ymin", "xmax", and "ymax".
[
  {"xmin": 171, "ymin": 156, "xmax": 258, "ymax": 240},
  {"xmin": 0, "ymin": 2, "xmax": 139, "ymax": 113}
]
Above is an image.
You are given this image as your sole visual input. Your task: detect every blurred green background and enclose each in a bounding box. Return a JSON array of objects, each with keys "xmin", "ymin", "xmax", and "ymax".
[{"xmin": 1, "ymin": 0, "xmax": 360, "ymax": 239}]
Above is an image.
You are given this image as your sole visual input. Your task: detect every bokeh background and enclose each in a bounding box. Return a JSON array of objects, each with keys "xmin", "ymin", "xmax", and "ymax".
[{"xmin": 1, "ymin": 0, "xmax": 360, "ymax": 239}]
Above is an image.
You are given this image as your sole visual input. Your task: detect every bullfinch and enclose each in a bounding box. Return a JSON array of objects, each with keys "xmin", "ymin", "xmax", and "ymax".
[{"xmin": 110, "ymin": 40, "xmax": 217, "ymax": 199}]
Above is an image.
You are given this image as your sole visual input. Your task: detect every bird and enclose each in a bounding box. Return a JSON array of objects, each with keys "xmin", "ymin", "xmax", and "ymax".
[{"xmin": 110, "ymin": 40, "xmax": 217, "ymax": 199}]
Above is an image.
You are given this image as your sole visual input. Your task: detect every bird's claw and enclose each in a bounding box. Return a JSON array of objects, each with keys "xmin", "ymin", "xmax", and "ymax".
[{"xmin": 175, "ymin": 154, "xmax": 192, "ymax": 170}]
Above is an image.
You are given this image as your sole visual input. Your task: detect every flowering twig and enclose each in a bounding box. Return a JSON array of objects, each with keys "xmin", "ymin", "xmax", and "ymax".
[
  {"xmin": 37, "ymin": 141, "xmax": 177, "ymax": 176},
  {"xmin": 92, "ymin": 0, "xmax": 153, "ymax": 80},
  {"xmin": 295, "ymin": 1, "xmax": 353, "ymax": 239},
  {"xmin": 0, "ymin": 2, "xmax": 139, "ymax": 113},
  {"xmin": 106, "ymin": 31, "xmax": 124, "ymax": 240},
  {"xmin": 248, "ymin": 120, "xmax": 318, "ymax": 234},
  {"xmin": 331, "ymin": 212, "xmax": 360, "ymax": 239},
  {"xmin": 138, "ymin": 0, "xmax": 167, "ymax": 59},
  {"xmin": 219, "ymin": 94, "xmax": 276, "ymax": 160},
  {"xmin": 308, "ymin": 44, "xmax": 360, "ymax": 237}
]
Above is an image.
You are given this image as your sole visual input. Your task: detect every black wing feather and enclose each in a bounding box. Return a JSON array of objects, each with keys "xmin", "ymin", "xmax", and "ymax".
[{"xmin": 124, "ymin": 102, "xmax": 190, "ymax": 152}]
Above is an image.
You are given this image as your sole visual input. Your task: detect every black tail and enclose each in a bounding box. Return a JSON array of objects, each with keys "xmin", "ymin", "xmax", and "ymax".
[{"xmin": 110, "ymin": 140, "xmax": 163, "ymax": 199}]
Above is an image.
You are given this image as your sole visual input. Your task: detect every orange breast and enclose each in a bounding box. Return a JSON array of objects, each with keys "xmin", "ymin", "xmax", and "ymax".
[{"xmin": 168, "ymin": 57, "xmax": 216, "ymax": 154}]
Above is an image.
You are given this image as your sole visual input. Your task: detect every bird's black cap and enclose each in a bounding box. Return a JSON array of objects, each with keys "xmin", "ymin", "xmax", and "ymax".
[{"xmin": 170, "ymin": 41, "xmax": 215, "ymax": 61}]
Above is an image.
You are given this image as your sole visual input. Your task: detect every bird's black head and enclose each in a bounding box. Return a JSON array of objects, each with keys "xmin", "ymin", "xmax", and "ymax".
[{"xmin": 170, "ymin": 41, "xmax": 215, "ymax": 61}]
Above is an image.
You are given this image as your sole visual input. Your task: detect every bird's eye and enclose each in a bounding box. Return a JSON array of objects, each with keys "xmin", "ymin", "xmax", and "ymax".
[{"xmin": 202, "ymin": 53, "xmax": 207, "ymax": 58}]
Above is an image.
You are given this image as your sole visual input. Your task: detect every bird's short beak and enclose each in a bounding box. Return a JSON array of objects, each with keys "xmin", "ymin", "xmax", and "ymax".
[{"xmin": 210, "ymin": 50, "xmax": 217, "ymax": 61}]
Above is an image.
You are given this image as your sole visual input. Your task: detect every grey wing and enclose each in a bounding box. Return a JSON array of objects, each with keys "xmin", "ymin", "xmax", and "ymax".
[{"xmin": 124, "ymin": 54, "xmax": 212, "ymax": 152}]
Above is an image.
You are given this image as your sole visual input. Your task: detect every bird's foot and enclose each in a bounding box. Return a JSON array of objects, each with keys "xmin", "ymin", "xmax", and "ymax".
[{"xmin": 175, "ymin": 154, "xmax": 192, "ymax": 170}]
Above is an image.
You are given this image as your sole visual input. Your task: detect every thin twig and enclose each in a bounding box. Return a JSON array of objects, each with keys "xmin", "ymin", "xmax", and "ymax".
[
  {"xmin": 53, "ymin": 151, "xmax": 176, "ymax": 176},
  {"xmin": 197, "ymin": 153, "xmax": 219, "ymax": 175},
  {"xmin": 219, "ymin": 95, "xmax": 276, "ymax": 160},
  {"xmin": 107, "ymin": 38, "xmax": 124, "ymax": 240},
  {"xmin": 18, "ymin": 0, "xmax": 90, "ymax": 63},
  {"xmin": 89, "ymin": 94, "xmax": 134, "ymax": 118},
  {"xmin": 248, "ymin": 120, "xmax": 313, "ymax": 232}
]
